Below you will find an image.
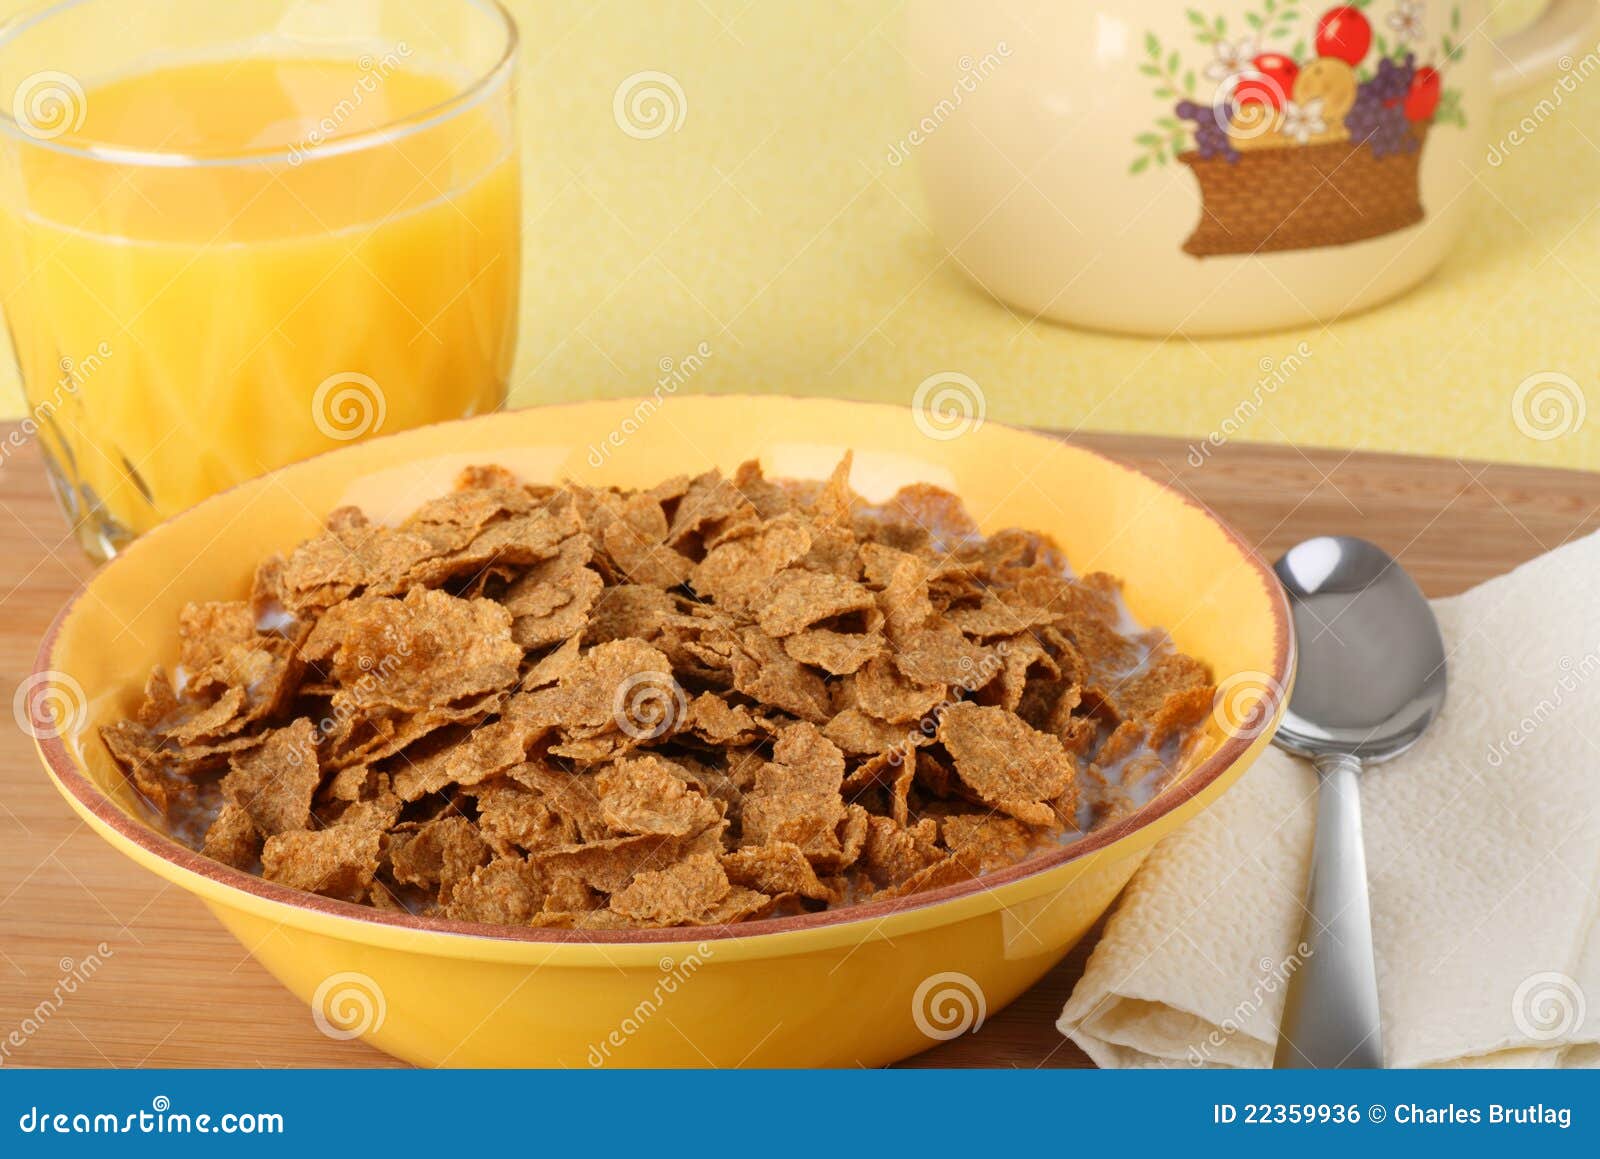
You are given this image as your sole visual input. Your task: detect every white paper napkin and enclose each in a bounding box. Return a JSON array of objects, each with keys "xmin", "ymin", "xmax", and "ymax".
[{"xmin": 1059, "ymin": 531, "xmax": 1600, "ymax": 1068}]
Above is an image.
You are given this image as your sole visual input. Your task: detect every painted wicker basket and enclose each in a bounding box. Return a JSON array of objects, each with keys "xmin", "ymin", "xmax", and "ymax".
[{"xmin": 1180, "ymin": 126, "xmax": 1427, "ymax": 257}]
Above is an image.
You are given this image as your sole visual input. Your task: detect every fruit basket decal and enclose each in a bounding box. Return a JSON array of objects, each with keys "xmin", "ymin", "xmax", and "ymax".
[{"xmin": 1131, "ymin": 2, "xmax": 1467, "ymax": 257}]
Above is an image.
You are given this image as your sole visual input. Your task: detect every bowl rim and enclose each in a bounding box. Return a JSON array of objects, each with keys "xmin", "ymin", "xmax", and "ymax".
[{"xmin": 33, "ymin": 396, "xmax": 1293, "ymax": 948}]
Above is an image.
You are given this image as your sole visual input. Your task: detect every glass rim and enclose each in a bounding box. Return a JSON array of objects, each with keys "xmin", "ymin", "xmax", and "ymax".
[{"xmin": 0, "ymin": 0, "xmax": 518, "ymax": 169}]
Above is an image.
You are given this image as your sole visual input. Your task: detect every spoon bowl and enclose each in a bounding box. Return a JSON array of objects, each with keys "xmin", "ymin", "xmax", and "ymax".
[{"xmin": 1274, "ymin": 536, "xmax": 1448, "ymax": 763}]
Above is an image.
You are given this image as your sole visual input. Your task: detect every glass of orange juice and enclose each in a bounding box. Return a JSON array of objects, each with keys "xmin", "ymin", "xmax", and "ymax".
[{"xmin": 0, "ymin": 0, "xmax": 520, "ymax": 560}]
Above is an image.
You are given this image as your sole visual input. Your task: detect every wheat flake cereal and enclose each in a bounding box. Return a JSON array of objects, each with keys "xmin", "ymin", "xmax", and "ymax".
[{"xmin": 101, "ymin": 456, "xmax": 1217, "ymax": 928}]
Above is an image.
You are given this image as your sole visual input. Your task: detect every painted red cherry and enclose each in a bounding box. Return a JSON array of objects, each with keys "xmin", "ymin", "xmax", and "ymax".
[
  {"xmin": 1315, "ymin": 6, "xmax": 1372, "ymax": 66},
  {"xmin": 1240, "ymin": 52, "xmax": 1300, "ymax": 107},
  {"xmin": 1405, "ymin": 66, "xmax": 1442, "ymax": 121}
]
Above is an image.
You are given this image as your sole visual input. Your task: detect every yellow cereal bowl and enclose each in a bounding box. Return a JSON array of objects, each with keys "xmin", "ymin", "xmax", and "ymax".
[{"xmin": 33, "ymin": 396, "xmax": 1291, "ymax": 1068}]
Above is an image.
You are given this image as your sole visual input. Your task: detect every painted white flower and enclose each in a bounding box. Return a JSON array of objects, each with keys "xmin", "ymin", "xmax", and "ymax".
[
  {"xmin": 1388, "ymin": 1, "xmax": 1426, "ymax": 43},
  {"xmin": 1280, "ymin": 98, "xmax": 1327, "ymax": 144},
  {"xmin": 1204, "ymin": 37, "xmax": 1258, "ymax": 82}
]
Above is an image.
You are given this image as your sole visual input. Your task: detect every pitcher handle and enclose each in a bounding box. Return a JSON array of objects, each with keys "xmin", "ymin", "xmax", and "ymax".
[{"xmin": 1494, "ymin": 0, "xmax": 1600, "ymax": 94}]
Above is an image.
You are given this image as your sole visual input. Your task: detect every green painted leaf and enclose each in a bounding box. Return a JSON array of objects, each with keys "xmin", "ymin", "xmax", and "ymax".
[
  {"xmin": 1130, "ymin": 155, "xmax": 1151, "ymax": 174},
  {"xmin": 1435, "ymin": 88, "xmax": 1466, "ymax": 128}
]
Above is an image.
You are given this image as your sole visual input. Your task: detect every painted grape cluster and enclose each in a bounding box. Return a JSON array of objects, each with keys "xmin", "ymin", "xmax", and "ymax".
[
  {"xmin": 1347, "ymin": 54, "xmax": 1424, "ymax": 156},
  {"xmin": 1175, "ymin": 99, "xmax": 1238, "ymax": 163}
]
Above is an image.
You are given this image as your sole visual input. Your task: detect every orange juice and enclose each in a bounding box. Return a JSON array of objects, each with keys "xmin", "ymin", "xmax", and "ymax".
[{"xmin": 0, "ymin": 55, "xmax": 519, "ymax": 552}]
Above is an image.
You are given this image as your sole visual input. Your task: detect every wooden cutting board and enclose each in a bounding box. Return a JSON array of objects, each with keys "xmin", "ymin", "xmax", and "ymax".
[{"xmin": 3, "ymin": 426, "xmax": 1597, "ymax": 1069}]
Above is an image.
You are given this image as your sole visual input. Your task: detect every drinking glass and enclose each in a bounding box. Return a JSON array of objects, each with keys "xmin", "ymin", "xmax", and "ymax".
[{"xmin": 0, "ymin": 0, "xmax": 520, "ymax": 560}]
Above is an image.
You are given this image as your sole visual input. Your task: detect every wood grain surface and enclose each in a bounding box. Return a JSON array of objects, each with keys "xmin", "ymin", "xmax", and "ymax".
[{"xmin": 2, "ymin": 425, "xmax": 1597, "ymax": 1070}]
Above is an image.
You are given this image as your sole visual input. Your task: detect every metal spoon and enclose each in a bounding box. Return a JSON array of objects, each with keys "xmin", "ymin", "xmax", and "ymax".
[{"xmin": 1270, "ymin": 536, "xmax": 1447, "ymax": 1069}]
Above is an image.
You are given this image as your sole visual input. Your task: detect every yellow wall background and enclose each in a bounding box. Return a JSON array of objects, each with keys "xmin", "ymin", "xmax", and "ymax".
[{"xmin": 2, "ymin": 0, "xmax": 1595, "ymax": 470}]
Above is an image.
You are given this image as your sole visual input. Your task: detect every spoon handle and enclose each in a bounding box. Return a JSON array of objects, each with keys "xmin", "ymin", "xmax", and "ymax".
[{"xmin": 1273, "ymin": 751, "xmax": 1384, "ymax": 1068}]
